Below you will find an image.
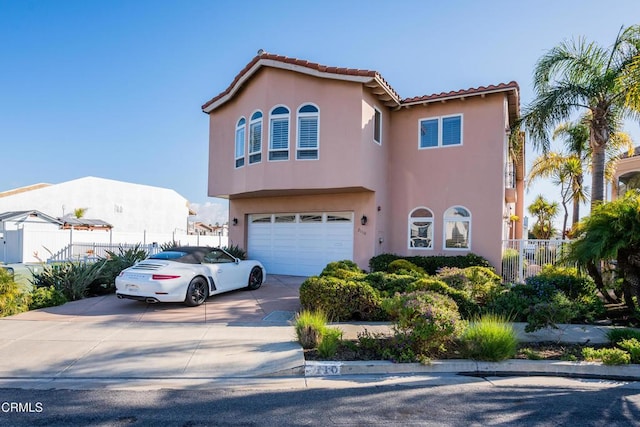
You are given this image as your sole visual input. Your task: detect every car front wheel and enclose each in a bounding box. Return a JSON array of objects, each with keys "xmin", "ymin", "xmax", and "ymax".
[
  {"xmin": 185, "ymin": 277, "xmax": 208, "ymax": 306},
  {"xmin": 247, "ymin": 267, "xmax": 263, "ymax": 290}
]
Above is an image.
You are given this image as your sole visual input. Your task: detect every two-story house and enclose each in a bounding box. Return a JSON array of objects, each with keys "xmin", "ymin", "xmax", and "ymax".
[{"xmin": 202, "ymin": 52, "xmax": 524, "ymax": 276}]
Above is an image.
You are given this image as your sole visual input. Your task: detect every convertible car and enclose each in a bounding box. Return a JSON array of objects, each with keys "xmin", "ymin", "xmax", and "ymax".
[{"xmin": 115, "ymin": 246, "xmax": 266, "ymax": 306}]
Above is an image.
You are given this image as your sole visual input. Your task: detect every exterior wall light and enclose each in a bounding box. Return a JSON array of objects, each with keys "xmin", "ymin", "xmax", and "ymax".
[
  {"xmin": 360, "ymin": 215, "xmax": 368, "ymax": 226},
  {"xmin": 232, "ymin": 218, "xmax": 238, "ymax": 226}
]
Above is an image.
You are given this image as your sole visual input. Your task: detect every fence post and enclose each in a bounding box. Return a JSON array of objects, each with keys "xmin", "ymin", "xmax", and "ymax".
[{"xmin": 518, "ymin": 239, "xmax": 525, "ymax": 283}]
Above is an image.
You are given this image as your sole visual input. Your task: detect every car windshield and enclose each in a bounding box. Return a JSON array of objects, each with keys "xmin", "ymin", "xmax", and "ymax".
[{"xmin": 149, "ymin": 251, "xmax": 188, "ymax": 260}]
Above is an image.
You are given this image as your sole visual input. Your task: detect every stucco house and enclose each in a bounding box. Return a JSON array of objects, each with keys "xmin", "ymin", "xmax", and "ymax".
[
  {"xmin": 0, "ymin": 176, "xmax": 190, "ymax": 234},
  {"xmin": 202, "ymin": 52, "xmax": 525, "ymax": 276},
  {"xmin": 612, "ymin": 147, "xmax": 640, "ymax": 200}
]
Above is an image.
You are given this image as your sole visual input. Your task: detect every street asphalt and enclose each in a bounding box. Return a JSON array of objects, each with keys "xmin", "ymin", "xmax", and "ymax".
[{"xmin": 1, "ymin": 274, "xmax": 639, "ymax": 390}]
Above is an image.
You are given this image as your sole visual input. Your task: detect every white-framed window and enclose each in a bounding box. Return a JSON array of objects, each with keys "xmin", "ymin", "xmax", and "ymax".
[
  {"xmin": 235, "ymin": 117, "xmax": 246, "ymax": 168},
  {"xmin": 296, "ymin": 103, "xmax": 319, "ymax": 160},
  {"xmin": 408, "ymin": 207, "xmax": 433, "ymax": 249},
  {"xmin": 419, "ymin": 114, "xmax": 463, "ymax": 149},
  {"xmin": 373, "ymin": 106, "xmax": 382, "ymax": 145},
  {"xmin": 269, "ymin": 105, "xmax": 290, "ymax": 161},
  {"xmin": 443, "ymin": 206, "xmax": 471, "ymax": 250},
  {"xmin": 249, "ymin": 111, "xmax": 263, "ymax": 164}
]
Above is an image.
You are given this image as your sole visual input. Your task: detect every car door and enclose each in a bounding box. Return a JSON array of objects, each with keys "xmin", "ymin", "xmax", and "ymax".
[{"xmin": 202, "ymin": 249, "xmax": 244, "ymax": 291}]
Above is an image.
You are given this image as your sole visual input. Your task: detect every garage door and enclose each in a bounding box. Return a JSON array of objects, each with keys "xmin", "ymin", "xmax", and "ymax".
[{"xmin": 248, "ymin": 212, "xmax": 354, "ymax": 276}]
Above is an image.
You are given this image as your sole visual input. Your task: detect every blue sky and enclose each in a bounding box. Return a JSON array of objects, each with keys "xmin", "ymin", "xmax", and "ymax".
[{"xmin": 1, "ymin": 0, "xmax": 639, "ymax": 226}]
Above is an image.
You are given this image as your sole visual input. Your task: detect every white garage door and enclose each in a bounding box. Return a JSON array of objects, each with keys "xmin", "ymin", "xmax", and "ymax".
[{"xmin": 248, "ymin": 212, "xmax": 354, "ymax": 276}]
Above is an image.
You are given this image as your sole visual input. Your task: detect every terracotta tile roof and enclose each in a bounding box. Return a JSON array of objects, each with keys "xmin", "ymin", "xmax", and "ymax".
[
  {"xmin": 201, "ymin": 52, "xmax": 518, "ymax": 112},
  {"xmin": 402, "ymin": 81, "xmax": 520, "ymax": 104}
]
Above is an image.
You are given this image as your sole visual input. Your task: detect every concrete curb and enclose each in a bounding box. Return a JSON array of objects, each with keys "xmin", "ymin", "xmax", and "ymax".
[{"xmin": 304, "ymin": 360, "xmax": 640, "ymax": 381}]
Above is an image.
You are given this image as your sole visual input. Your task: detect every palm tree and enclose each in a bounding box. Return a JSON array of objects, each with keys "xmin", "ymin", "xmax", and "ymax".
[
  {"xmin": 519, "ymin": 25, "xmax": 640, "ymax": 208},
  {"xmin": 528, "ymin": 117, "xmax": 634, "ymax": 236},
  {"xmin": 527, "ymin": 195, "xmax": 558, "ymax": 239},
  {"xmin": 569, "ymin": 191, "xmax": 640, "ymax": 313},
  {"xmin": 527, "ymin": 153, "xmax": 583, "ymax": 239},
  {"xmin": 73, "ymin": 207, "xmax": 88, "ymax": 219}
]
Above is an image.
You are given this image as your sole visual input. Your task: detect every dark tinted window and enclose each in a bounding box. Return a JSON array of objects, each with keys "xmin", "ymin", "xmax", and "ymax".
[{"xmin": 150, "ymin": 251, "xmax": 188, "ymax": 260}]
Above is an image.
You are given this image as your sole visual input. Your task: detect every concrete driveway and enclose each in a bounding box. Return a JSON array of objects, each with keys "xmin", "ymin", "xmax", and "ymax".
[
  {"xmin": 0, "ymin": 275, "xmax": 308, "ymax": 388},
  {"xmin": 9, "ymin": 275, "xmax": 304, "ymax": 324}
]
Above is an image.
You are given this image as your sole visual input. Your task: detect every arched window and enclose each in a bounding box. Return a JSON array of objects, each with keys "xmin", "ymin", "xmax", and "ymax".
[
  {"xmin": 235, "ymin": 117, "xmax": 246, "ymax": 168},
  {"xmin": 297, "ymin": 104, "xmax": 319, "ymax": 160},
  {"xmin": 249, "ymin": 111, "xmax": 263, "ymax": 164},
  {"xmin": 408, "ymin": 208, "xmax": 434, "ymax": 249},
  {"xmin": 444, "ymin": 206, "xmax": 471, "ymax": 250},
  {"xmin": 269, "ymin": 106, "xmax": 290, "ymax": 161}
]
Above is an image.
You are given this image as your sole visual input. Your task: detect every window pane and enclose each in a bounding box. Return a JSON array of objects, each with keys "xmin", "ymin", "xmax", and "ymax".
[
  {"xmin": 327, "ymin": 212, "xmax": 352, "ymax": 222},
  {"xmin": 235, "ymin": 158, "xmax": 244, "ymax": 168},
  {"xmin": 296, "ymin": 149, "xmax": 318, "ymax": 160},
  {"xmin": 300, "ymin": 214, "xmax": 322, "ymax": 223},
  {"xmin": 271, "ymin": 118, "xmax": 289, "ymax": 150},
  {"xmin": 445, "ymin": 207, "xmax": 470, "ymax": 218},
  {"xmin": 251, "ymin": 214, "xmax": 272, "ymax": 223},
  {"xmin": 274, "ymin": 214, "xmax": 296, "ymax": 223},
  {"xmin": 374, "ymin": 109, "xmax": 381, "ymax": 143},
  {"xmin": 420, "ymin": 119, "xmax": 438, "ymax": 148},
  {"xmin": 235, "ymin": 127, "xmax": 245, "ymax": 157},
  {"xmin": 249, "ymin": 153, "xmax": 261, "ymax": 163},
  {"xmin": 299, "ymin": 104, "xmax": 318, "ymax": 113},
  {"xmin": 272, "ymin": 106, "xmax": 289, "ymax": 115},
  {"xmin": 411, "ymin": 208, "xmax": 432, "ymax": 218},
  {"xmin": 445, "ymin": 220, "xmax": 469, "ymax": 248},
  {"xmin": 442, "ymin": 116, "xmax": 461, "ymax": 146},
  {"xmin": 249, "ymin": 122, "xmax": 261, "ymax": 154},
  {"xmin": 410, "ymin": 220, "xmax": 433, "ymax": 248},
  {"xmin": 298, "ymin": 117, "xmax": 318, "ymax": 148},
  {"xmin": 269, "ymin": 151, "xmax": 289, "ymax": 161},
  {"xmin": 251, "ymin": 111, "xmax": 262, "ymax": 120}
]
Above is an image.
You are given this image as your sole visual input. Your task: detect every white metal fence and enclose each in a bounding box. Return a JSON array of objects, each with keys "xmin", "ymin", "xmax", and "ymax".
[{"xmin": 502, "ymin": 239, "xmax": 572, "ymax": 283}]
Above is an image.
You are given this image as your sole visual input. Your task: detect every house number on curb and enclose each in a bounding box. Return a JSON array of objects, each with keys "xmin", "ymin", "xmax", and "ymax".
[{"xmin": 305, "ymin": 363, "xmax": 342, "ymax": 376}]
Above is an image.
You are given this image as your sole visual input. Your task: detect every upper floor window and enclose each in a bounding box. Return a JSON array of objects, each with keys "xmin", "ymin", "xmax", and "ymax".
[
  {"xmin": 249, "ymin": 111, "xmax": 262, "ymax": 164},
  {"xmin": 269, "ymin": 106, "xmax": 290, "ymax": 161},
  {"xmin": 235, "ymin": 117, "xmax": 246, "ymax": 168},
  {"xmin": 373, "ymin": 107, "xmax": 382, "ymax": 145},
  {"xmin": 408, "ymin": 207, "xmax": 433, "ymax": 249},
  {"xmin": 297, "ymin": 104, "xmax": 319, "ymax": 160},
  {"xmin": 444, "ymin": 206, "xmax": 471, "ymax": 250},
  {"xmin": 419, "ymin": 114, "xmax": 463, "ymax": 149}
]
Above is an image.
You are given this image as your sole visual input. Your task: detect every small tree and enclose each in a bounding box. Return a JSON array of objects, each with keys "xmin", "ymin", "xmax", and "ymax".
[{"xmin": 528, "ymin": 195, "xmax": 558, "ymax": 239}]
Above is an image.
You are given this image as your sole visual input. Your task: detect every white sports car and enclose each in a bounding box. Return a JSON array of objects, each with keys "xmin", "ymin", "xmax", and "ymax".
[{"xmin": 116, "ymin": 246, "xmax": 266, "ymax": 306}]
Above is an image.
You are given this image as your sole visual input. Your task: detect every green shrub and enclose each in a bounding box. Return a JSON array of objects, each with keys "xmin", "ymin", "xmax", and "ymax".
[
  {"xmin": 321, "ymin": 260, "xmax": 367, "ymax": 281},
  {"xmin": 0, "ymin": 268, "xmax": 30, "ymax": 317},
  {"xmin": 365, "ymin": 273, "xmax": 420, "ymax": 298},
  {"xmin": 369, "ymin": 253, "xmax": 492, "ymax": 274},
  {"xmin": 436, "ymin": 266, "xmax": 502, "ymax": 305},
  {"xmin": 582, "ymin": 347, "xmax": 631, "ymax": 365},
  {"xmin": 526, "ymin": 265, "xmax": 598, "ymax": 300},
  {"xmin": 408, "ymin": 277, "xmax": 479, "ymax": 319},
  {"xmin": 31, "ymin": 262, "xmax": 105, "ymax": 301},
  {"xmin": 88, "ymin": 245, "xmax": 148, "ymax": 296},
  {"xmin": 317, "ymin": 328, "xmax": 343, "ymax": 358},
  {"xmin": 29, "ymin": 285, "xmax": 67, "ymax": 310},
  {"xmin": 617, "ymin": 338, "xmax": 640, "ymax": 363},
  {"xmin": 388, "ymin": 259, "xmax": 425, "ymax": 275},
  {"xmin": 524, "ymin": 292, "xmax": 578, "ymax": 332},
  {"xmin": 607, "ymin": 328, "xmax": 640, "ymax": 344},
  {"xmin": 459, "ymin": 314, "xmax": 518, "ymax": 361},
  {"xmin": 383, "ymin": 290, "xmax": 465, "ymax": 356},
  {"xmin": 294, "ymin": 310, "xmax": 328, "ymax": 349},
  {"xmin": 299, "ymin": 276, "xmax": 384, "ymax": 321},
  {"xmin": 222, "ymin": 244, "xmax": 247, "ymax": 260}
]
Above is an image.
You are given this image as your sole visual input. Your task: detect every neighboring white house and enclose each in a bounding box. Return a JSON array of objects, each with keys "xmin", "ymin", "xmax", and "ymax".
[
  {"xmin": 0, "ymin": 177, "xmax": 231, "ymax": 264},
  {"xmin": 0, "ymin": 176, "xmax": 190, "ymax": 233}
]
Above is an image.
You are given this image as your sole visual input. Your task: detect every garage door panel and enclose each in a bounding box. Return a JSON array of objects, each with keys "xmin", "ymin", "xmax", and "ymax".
[{"xmin": 248, "ymin": 212, "xmax": 353, "ymax": 276}]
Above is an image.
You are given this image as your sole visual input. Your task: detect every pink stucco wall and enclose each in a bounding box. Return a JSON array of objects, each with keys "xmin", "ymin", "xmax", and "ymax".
[{"xmin": 206, "ymin": 65, "xmax": 516, "ymax": 272}]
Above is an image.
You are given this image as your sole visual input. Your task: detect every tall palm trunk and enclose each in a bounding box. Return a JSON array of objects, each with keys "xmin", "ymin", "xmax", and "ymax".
[
  {"xmin": 571, "ymin": 173, "xmax": 582, "ymax": 227},
  {"xmin": 590, "ymin": 112, "xmax": 609, "ymax": 206}
]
